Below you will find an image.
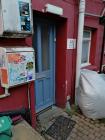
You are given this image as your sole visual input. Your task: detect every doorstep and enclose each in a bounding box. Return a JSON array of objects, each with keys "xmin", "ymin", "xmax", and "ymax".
[{"xmin": 12, "ymin": 120, "xmax": 44, "ymax": 140}]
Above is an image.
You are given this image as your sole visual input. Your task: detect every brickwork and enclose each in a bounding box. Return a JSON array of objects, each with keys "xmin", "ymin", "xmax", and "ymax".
[
  {"xmin": 36, "ymin": 107, "xmax": 105, "ymax": 140},
  {"xmin": 68, "ymin": 113, "xmax": 105, "ymax": 140}
]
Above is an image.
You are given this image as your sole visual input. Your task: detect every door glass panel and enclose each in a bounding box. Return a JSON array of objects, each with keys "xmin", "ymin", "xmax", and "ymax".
[
  {"xmin": 41, "ymin": 24, "xmax": 50, "ymax": 71},
  {"xmin": 34, "ymin": 24, "xmax": 39, "ymax": 73},
  {"xmin": 35, "ymin": 47, "xmax": 39, "ymax": 73}
]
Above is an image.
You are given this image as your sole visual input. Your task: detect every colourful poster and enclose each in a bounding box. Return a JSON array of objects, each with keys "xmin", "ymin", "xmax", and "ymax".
[{"xmin": 7, "ymin": 52, "xmax": 35, "ymax": 87}]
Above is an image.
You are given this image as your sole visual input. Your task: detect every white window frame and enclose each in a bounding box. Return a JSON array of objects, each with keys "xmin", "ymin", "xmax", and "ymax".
[{"xmin": 81, "ymin": 30, "xmax": 92, "ymax": 67}]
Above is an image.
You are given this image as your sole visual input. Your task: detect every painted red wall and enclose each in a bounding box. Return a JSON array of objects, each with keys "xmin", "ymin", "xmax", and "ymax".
[
  {"xmin": 32, "ymin": 0, "xmax": 105, "ymax": 105},
  {"xmin": 0, "ymin": 0, "xmax": 104, "ymax": 128},
  {"xmin": 56, "ymin": 19, "xmax": 67, "ymax": 107}
]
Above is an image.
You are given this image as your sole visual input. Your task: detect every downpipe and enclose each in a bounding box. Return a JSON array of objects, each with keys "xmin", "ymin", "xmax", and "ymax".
[{"xmin": 75, "ymin": 0, "xmax": 86, "ymax": 102}]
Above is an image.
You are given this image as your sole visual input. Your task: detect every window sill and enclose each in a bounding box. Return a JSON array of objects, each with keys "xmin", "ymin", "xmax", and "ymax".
[
  {"xmin": 81, "ymin": 63, "xmax": 91, "ymax": 68},
  {"xmin": 81, "ymin": 64, "xmax": 98, "ymax": 71}
]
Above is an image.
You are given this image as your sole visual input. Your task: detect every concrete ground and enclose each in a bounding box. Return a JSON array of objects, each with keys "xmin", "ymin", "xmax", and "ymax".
[{"xmin": 36, "ymin": 106, "xmax": 105, "ymax": 140}]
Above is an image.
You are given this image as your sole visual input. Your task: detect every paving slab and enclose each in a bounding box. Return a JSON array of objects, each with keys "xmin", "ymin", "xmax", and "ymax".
[
  {"xmin": 68, "ymin": 113, "xmax": 105, "ymax": 140},
  {"xmin": 36, "ymin": 106, "xmax": 105, "ymax": 140},
  {"xmin": 12, "ymin": 120, "xmax": 44, "ymax": 140}
]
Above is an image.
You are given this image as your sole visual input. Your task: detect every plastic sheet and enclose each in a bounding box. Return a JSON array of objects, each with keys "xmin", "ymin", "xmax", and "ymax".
[{"xmin": 77, "ymin": 69, "xmax": 105, "ymax": 119}]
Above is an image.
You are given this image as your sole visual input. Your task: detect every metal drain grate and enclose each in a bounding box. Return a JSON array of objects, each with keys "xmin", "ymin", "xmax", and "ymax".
[{"xmin": 46, "ymin": 115, "xmax": 76, "ymax": 140}]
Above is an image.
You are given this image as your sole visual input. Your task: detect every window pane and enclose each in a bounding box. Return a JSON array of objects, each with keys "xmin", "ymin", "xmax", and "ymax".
[
  {"xmin": 81, "ymin": 40, "xmax": 90, "ymax": 63},
  {"xmin": 35, "ymin": 48, "xmax": 38, "ymax": 73},
  {"xmin": 83, "ymin": 31, "xmax": 91, "ymax": 38},
  {"xmin": 33, "ymin": 24, "xmax": 39, "ymax": 73},
  {"xmin": 41, "ymin": 24, "xmax": 50, "ymax": 71}
]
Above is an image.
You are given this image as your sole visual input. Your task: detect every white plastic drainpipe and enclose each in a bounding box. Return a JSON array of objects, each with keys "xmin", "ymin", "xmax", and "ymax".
[{"xmin": 75, "ymin": 0, "xmax": 86, "ymax": 94}]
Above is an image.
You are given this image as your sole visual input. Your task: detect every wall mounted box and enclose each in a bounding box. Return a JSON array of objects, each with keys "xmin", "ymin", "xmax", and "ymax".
[
  {"xmin": 45, "ymin": 4, "xmax": 63, "ymax": 16},
  {"xmin": 0, "ymin": 47, "xmax": 35, "ymax": 88},
  {"xmin": 0, "ymin": 0, "xmax": 33, "ymax": 38}
]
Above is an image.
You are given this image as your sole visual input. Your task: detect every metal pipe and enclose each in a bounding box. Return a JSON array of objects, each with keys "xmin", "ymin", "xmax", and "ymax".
[
  {"xmin": 0, "ymin": 88, "xmax": 10, "ymax": 99},
  {"xmin": 85, "ymin": 12, "xmax": 101, "ymax": 17},
  {"xmin": 75, "ymin": 0, "xmax": 86, "ymax": 95},
  {"xmin": 101, "ymin": 8, "xmax": 105, "ymax": 17}
]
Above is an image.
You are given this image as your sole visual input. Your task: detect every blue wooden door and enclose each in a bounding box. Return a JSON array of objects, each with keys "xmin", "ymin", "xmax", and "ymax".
[{"xmin": 33, "ymin": 20, "xmax": 55, "ymax": 112}]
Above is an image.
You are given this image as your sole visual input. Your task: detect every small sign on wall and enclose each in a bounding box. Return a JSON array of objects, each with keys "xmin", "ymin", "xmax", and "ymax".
[{"xmin": 67, "ymin": 39, "xmax": 76, "ymax": 49}]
